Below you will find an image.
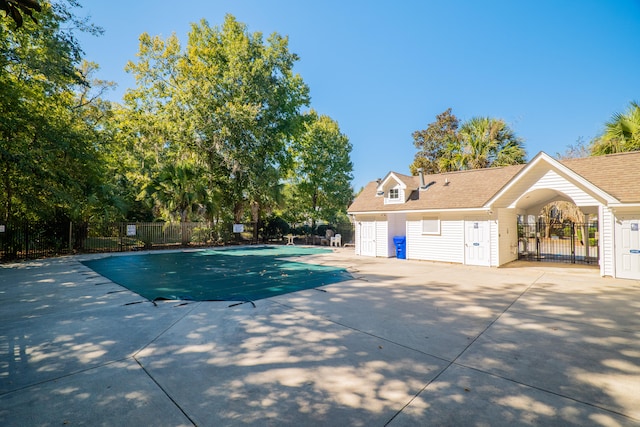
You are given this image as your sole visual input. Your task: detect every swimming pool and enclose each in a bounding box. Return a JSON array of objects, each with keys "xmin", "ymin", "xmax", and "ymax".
[{"xmin": 81, "ymin": 246, "xmax": 352, "ymax": 303}]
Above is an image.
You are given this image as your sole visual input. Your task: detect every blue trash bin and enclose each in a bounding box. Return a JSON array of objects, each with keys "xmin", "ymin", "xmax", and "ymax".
[{"xmin": 393, "ymin": 236, "xmax": 406, "ymax": 259}]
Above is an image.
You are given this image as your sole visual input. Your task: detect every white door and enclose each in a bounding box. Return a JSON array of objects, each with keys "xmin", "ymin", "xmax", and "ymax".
[
  {"xmin": 359, "ymin": 221, "xmax": 376, "ymax": 257},
  {"xmin": 615, "ymin": 216, "xmax": 640, "ymax": 280},
  {"xmin": 465, "ymin": 220, "xmax": 490, "ymax": 266}
]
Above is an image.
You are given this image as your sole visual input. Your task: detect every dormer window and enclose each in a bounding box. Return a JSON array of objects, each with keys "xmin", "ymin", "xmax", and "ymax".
[
  {"xmin": 384, "ymin": 186, "xmax": 403, "ymax": 204},
  {"xmin": 378, "ymin": 173, "xmax": 407, "ymax": 205}
]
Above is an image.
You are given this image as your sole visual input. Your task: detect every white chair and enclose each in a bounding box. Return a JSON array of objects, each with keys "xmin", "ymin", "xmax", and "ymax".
[{"xmin": 330, "ymin": 234, "xmax": 342, "ymax": 247}]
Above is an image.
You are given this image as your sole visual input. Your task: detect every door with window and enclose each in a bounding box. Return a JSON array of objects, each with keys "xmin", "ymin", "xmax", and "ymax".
[
  {"xmin": 359, "ymin": 221, "xmax": 376, "ymax": 257},
  {"xmin": 615, "ymin": 215, "xmax": 640, "ymax": 280},
  {"xmin": 465, "ymin": 219, "xmax": 490, "ymax": 266}
]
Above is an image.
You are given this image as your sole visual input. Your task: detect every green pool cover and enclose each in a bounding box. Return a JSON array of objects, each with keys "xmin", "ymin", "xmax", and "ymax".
[{"xmin": 81, "ymin": 246, "xmax": 352, "ymax": 302}]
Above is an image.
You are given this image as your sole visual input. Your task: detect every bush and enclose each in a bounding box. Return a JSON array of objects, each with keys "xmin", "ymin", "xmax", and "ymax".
[
  {"xmin": 191, "ymin": 226, "xmax": 213, "ymax": 244},
  {"xmin": 212, "ymin": 222, "xmax": 233, "ymax": 244},
  {"xmin": 263, "ymin": 215, "xmax": 290, "ymax": 241},
  {"xmin": 315, "ymin": 224, "xmax": 334, "ymax": 237}
]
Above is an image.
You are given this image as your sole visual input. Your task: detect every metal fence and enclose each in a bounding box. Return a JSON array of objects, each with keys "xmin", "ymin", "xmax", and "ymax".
[
  {"xmin": 517, "ymin": 221, "xmax": 599, "ymax": 264},
  {"xmin": 0, "ymin": 221, "xmax": 253, "ymax": 261},
  {"xmin": 0, "ymin": 220, "xmax": 355, "ymax": 262}
]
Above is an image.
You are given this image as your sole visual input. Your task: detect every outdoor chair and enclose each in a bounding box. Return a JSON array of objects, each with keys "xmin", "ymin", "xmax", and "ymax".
[
  {"xmin": 330, "ymin": 234, "xmax": 342, "ymax": 247},
  {"xmin": 320, "ymin": 229, "xmax": 334, "ymax": 246}
]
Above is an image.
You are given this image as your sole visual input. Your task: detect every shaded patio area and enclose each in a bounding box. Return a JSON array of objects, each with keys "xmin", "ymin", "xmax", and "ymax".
[{"xmin": 1, "ymin": 249, "xmax": 639, "ymax": 426}]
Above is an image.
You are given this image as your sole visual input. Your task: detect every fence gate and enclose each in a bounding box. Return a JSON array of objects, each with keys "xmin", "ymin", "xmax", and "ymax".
[{"xmin": 517, "ymin": 222, "xmax": 599, "ymax": 264}]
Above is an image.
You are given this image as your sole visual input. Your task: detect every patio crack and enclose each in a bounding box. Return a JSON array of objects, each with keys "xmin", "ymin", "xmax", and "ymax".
[
  {"xmin": 133, "ymin": 358, "xmax": 197, "ymax": 426},
  {"xmin": 131, "ymin": 302, "xmax": 201, "ymax": 427},
  {"xmin": 383, "ymin": 272, "xmax": 546, "ymax": 426}
]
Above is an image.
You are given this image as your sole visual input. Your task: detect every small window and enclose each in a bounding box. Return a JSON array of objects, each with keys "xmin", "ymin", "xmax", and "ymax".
[
  {"xmin": 389, "ymin": 188, "xmax": 399, "ymax": 199},
  {"xmin": 422, "ymin": 217, "xmax": 440, "ymax": 235}
]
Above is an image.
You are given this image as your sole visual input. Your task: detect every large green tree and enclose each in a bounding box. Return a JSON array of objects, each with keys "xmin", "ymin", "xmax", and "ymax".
[
  {"xmin": 0, "ymin": 1, "xmax": 107, "ymax": 222},
  {"xmin": 287, "ymin": 111, "xmax": 353, "ymax": 227},
  {"xmin": 590, "ymin": 101, "xmax": 640, "ymax": 155},
  {"xmin": 410, "ymin": 108, "xmax": 460, "ymax": 175},
  {"xmin": 410, "ymin": 109, "xmax": 526, "ymax": 175},
  {"xmin": 122, "ymin": 15, "xmax": 310, "ymax": 227}
]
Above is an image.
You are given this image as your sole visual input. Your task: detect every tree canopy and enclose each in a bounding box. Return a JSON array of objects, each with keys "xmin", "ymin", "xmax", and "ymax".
[
  {"xmin": 114, "ymin": 14, "xmax": 352, "ymax": 231},
  {"xmin": 286, "ymin": 110, "xmax": 354, "ymax": 227},
  {"xmin": 590, "ymin": 101, "xmax": 640, "ymax": 155},
  {"xmin": 0, "ymin": 0, "xmax": 41, "ymax": 28},
  {"xmin": 410, "ymin": 108, "xmax": 526, "ymax": 175},
  {"xmin": 0, "ymin": 1, "xmax": 107, "ymax": 223}
]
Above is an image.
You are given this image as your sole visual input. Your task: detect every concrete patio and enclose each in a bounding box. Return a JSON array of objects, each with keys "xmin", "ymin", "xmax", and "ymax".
[{"xmin": 1, "ymin": 249, "xmax": 639, "ymax": 426}]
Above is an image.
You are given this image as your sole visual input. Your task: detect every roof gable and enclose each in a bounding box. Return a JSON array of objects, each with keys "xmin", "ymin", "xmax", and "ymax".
[
  {"xmin": 485, "ymin": 152, "xmax": 619, "ymax": 209},
  {"xmin": 377, "ymin": 172, "xmax": 416, "ymax": 191},
  {"xmin": 348, "ymin": 151, "xmax": 640, "ymax": 215},
  {"xmin": 376, "ymin": 172, "xmax": 418, "ymax": 204}
]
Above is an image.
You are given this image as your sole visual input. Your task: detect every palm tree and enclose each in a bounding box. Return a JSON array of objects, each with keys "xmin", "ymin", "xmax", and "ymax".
[
  {"xmin": 591, "ymin": 101, "xmax": 640, "ymax": 155},
  {"xmin": 458, "ymin": 117, "xmax": 526, "ymax": 169},
  {"xmin": 143, "ymin": 160, "xmax": 208, "ymax": 223}
]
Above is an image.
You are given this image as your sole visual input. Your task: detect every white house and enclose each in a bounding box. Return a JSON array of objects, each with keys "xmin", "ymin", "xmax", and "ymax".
[{"xmin": 347, "ymin": 151, "xmax": 640, "ymax": 280}]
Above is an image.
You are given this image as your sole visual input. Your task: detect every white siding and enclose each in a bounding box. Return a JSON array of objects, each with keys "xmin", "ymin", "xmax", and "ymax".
[
  {"xmin": 526, "ymin": 170, "xmax": 599, "ymax": 205},
  {"xmin": 497, "ymin": 208, "xmax": 518, "ymax": 266},
  {"xmin": 354, "ymin": 218, "xmax": 361, "ymax": 255},
  {"xmin": 508, "ymin": 170, "xmax": 601, "ymax": 209},
  {"xmin": 406, "ymin": 215, "xmax": 464, "ymax": 263},
  {"xmin": 497, "ymin": 163, "xmax": 603, "ymax": 208},
  {"xmin": 601, "ymin": 206, "xmax": 614, "ymax": 277},
  {"xmin": 490, "ymin": 213, "xmax": 499, "ymax": 267}
]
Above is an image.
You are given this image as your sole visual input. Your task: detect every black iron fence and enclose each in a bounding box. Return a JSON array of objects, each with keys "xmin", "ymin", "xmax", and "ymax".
[
  {"xmin": 0, "ymin": 221, "xmax": 254, "ymax": 261},
  {"xmin": 517, "ymin": 222, "xmax": 599, "ymax": 264},
  {"xmin": 0, "ymin": 220, "xmax": 355, "ymax": 262}
]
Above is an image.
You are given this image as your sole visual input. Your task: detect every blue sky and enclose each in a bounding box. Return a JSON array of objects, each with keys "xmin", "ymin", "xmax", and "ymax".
[{"xmin": 75, "ymin": 0, "xmax": 640, "ymax": 191}]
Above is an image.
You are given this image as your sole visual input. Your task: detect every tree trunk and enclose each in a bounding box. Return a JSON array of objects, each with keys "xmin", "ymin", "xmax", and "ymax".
[
  {"xmin": 311, "ymin": 189, "xmax": 318, "ymax": 230},
  {"xmin": 3, "ymin": 165, "xmax": 11, "ymax": 222},
  {"xmin": 251, "ymin": 201, "xmax": 260, "ymax": 243}
]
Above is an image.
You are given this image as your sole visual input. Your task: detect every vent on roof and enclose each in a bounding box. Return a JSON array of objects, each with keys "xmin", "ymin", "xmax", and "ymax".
[
  {"xmin": 421, "ymin": 181, "xmax": 436, "ymax": 190},
  {"xmin": 376, "ymin": 190, "xmax": 384, "ymax": 197}
]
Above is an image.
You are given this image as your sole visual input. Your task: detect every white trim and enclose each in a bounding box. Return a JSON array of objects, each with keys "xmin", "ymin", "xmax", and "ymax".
[
  {"xmin": 377, "ymin": 172, "xmax": 408, "ymax": 192},
  {"xmin": 350, "ymin": 207, "xmax": 491, "ymax": 215},
  {"xmin": 384, "ymin": 186, "xmax": 405, "ymax": 204},
  {"xmin": 485, "ymin": 152, "xmax": 619, "ymax": 208},
  {"xmin": 421, "ymin": 217, "xmax": 441, "ymax": 235},
  {"xmin": 609, "ymin": 203, "xmax": 640, "ymax": 210}
]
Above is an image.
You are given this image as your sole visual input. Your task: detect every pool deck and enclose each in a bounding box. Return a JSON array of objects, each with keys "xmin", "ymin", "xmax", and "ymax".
[{"xmin": 1, "ymin": 248, "xmax": 639, "ymax": 426}]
